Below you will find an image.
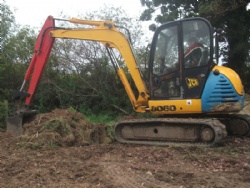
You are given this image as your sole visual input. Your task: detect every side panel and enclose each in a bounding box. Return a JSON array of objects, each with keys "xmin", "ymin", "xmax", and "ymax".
[
  {"xmin": 201, "ymin": 67, "xmax": 244, "ymax": 113},
  {"xmin": 148, "ymin": 99, "xmax": 202, "ymax": 114}
]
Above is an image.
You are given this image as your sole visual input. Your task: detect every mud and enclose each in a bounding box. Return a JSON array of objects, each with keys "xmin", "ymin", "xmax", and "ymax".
[{"xmin": 0, "ymin": 108, "xmax": 250, "ymax": 188}]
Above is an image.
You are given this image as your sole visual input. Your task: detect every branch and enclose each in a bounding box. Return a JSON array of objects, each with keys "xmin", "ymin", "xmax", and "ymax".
[{"xmin": 111, "ymin": 104, "xmax": 129, "ymax": 115}]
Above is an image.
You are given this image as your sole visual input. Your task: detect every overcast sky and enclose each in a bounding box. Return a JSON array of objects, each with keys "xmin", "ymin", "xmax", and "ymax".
[{"xmin": 4, "ymin": 0, "xmax": 145, "ymax": 28}]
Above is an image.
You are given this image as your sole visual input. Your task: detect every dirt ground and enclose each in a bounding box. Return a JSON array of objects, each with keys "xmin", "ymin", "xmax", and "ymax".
[{"xmin": 1, "ymin": 107, "xmax": 250, "ymax": 188}]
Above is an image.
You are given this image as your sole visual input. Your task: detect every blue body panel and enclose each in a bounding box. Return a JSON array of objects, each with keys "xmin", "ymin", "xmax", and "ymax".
[{"xmin": 201, "ymin": 72, "xmax": 244, "ymax": 113}]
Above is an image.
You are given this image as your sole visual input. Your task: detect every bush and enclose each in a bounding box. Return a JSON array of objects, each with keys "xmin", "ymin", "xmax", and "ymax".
[{"xmin": 0, "ymin": 100, "xmax": 8, "ymax": 129}]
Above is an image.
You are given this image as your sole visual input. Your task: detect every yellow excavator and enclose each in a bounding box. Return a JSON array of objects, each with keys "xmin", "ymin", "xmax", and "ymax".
[{"xmin": 7, "ymin": 16, "xmax": 249, "ymax": 146}]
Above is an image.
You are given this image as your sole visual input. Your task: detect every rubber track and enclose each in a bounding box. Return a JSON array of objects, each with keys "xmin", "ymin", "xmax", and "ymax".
[
  {"xmin": 218, "ymin": 113, "xmax": 250, "ymax": 137},
  {"xmin": 115, "ymin": 118, "xmax": 227, "ymax": 147}
]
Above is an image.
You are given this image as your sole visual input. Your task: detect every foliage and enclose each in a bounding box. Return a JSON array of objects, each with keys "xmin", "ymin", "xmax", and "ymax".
[
  {"xmin": 84, "ymin": 111, "xmax": 119, "ymax": 125},
  {"xmin": 83, "ymin": 111, "xmax": 118, "ymax": 139},
  {"xmin": 140, "ymin": 0, "xmax": 200, "ymax": 23},
  {"xmin": 0, "ymin": 100, "xmax": 8, "ymax": 129},
  {"xmin": 199, "ymin": 1, "xmax": 250, "ymax": 86},
  {"xmin": 135, "ymin": 45, "xmax": 151, "ymax": 81},
  {"xmin": 0, "ymin": 2, "xmax": 15, "ymax": 101},
  {"xmin": 0, "ymin": 2, "xmax": 36, "ymax": 104},
  {"xmin": 0, "ymin": 1, "xmax": 15, "ymax": 47}
]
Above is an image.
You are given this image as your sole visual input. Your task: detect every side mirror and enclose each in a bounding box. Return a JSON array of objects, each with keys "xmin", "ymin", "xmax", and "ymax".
[{"xmin": 149, "ymin": 23, "xmax": 157, "ymax": 31}]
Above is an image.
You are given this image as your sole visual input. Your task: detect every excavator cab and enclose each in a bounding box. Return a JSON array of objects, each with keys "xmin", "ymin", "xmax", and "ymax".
[
  {"xmin": 149, "ymin": 17, "xmax": 212, "ymax": 100},
  {"xmin": 147, "ymin": 17, "xmax": 244, "ymax": 115}
]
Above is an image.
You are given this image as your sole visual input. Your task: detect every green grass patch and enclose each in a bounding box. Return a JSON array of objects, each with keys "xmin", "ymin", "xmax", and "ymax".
[{"xmin": 84, "ymin": 113, "xmax": 118, "ymax": 125}]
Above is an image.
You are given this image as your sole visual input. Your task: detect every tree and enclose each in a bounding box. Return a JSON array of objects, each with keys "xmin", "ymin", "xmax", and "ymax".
[
  {"xmin": 0, "ymin": 1, "xmax": 36, "ymax": 122},
  {"xmin": 140, "ymin": 0, "xmax": 250, "ymax": 90},
  {"xmin": 0, "ymin": 11, "xmax": 36, "ymax": 101},
  {"xmin": 199, "ymin": 1, "xmax": 250, "ymax": 71},
  {"xmin": 0, "ymin": 1, "xmax": 19, "ymax": 127},
  {"xmin": 140, "ymin": 0, "xmax": 200, "ymax": 23},
  {"xmin": 0, "ymin": 1, "xmax": 16, "ymax": 100}
]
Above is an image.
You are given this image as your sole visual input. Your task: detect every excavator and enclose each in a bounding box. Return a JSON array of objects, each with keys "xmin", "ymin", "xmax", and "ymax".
[{"xmin": 7, "ymin": 16, "xmax": 250, "ymax": 146}]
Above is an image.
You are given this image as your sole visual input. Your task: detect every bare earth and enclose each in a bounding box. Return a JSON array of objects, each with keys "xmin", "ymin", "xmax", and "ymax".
[{"xmin": 1, "ymin": 106, "xmax": 250, "ymax": 188}]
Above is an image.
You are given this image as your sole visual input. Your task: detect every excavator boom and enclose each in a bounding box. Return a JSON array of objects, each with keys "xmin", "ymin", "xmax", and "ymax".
[
  {"xmin": 7, "ymin": 16, "xmax": 55, "ymax": 136},
  {"xmin": 7, "ymin": 16, "xmax": 149, "ymax": 136}
]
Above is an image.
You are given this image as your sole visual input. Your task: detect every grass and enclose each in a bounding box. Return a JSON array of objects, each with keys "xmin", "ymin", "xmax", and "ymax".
[
  {"xmin": 84, "ymin": 113, "xmax": 119, "ymax": 139},
  {"xmin": 40, "ymin": 117, "xmax": 70, "ymax": 137},
  {"xmin": 85, "ymin": 113, "xmax": 118, "ymax": 125}
]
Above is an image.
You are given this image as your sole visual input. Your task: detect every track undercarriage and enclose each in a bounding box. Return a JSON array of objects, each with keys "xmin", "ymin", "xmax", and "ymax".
[{"xmin": 115, "ymin": 114, "xmax": 250, "ymax": 146}]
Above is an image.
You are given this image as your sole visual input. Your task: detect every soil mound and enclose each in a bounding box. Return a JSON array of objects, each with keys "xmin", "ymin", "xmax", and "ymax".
[{"xmin": 18, "ymin": 109, "xmax": 107, "ymax": 149}]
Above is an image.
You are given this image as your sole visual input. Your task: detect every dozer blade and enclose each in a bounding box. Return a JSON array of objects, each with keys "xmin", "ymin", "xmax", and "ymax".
[{"xmin": 7, "ymin": 115, "xmax": 23, "ymax": 137}]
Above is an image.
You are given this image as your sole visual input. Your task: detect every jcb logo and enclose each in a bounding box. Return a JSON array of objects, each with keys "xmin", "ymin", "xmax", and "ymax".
[{"xmin": 186, "ymin": 78, "xmax": 199, "ymax": 88}]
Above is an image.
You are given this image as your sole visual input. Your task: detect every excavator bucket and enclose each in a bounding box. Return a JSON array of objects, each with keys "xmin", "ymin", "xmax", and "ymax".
[
  {"xmin": 6, "ymin": 109, "xmax": 37, "ymax": 137},
  {"xmin": 7, "ymin": 115, "xmax": 23, "ymax": 137}
]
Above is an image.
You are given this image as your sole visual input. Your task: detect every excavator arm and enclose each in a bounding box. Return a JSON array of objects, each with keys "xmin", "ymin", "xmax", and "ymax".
[
  {"xmin": 7, "ymin": 16, "xmax": 149, "ymax": 136},
  {"xmin": 16, "ymin": 16, "xmax": 55, "ymax": 106},
  {"xmin": 16, "ymin": 16, "xmax": 149, "ymax": 111},
  {"xmin": 51, "ymin": 18, "xmax": 149, "ymax": 111}
]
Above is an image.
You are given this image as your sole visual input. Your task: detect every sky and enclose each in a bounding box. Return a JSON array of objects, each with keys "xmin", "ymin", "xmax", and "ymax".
[{"xmin": 4, "ymin": 0, "xmax": 145, "ymax": 28}]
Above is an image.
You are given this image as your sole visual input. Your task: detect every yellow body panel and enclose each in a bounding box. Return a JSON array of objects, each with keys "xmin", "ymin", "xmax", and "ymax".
[
  {"xmin": 148, "ymin": 99, "xmax": 202, "ymax": 114},
  {"xmin": 212, "ymin": 65, "xmax": 244, "ymax": 96}
]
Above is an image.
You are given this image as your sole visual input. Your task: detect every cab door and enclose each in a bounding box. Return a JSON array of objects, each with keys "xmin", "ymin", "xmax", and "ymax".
[
  {"xmin": 149, "ymin": 18, "xmax": 213, "ymax": 100},
  {"xmin": 181, "ymin": 19, "xmax": 213, "ymax": 99},
  {"xmin": 149, "ymin": 23, "xmax": 181, "ymax": 99}
]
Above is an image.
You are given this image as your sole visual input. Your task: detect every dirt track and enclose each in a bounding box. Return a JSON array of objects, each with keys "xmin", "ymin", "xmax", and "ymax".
[{"xmin": 1, "ymin": 108, "xmax": 250, "ymax": 188}]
